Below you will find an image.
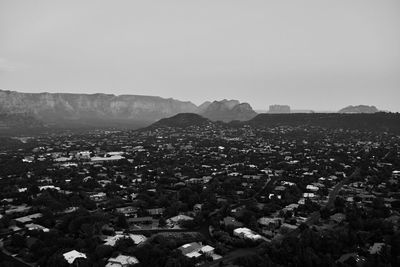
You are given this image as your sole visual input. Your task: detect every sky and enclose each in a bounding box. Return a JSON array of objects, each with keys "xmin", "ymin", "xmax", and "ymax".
[{"xmin": 1, "ymin": 0, "xmax": 399, "ymax": 111}]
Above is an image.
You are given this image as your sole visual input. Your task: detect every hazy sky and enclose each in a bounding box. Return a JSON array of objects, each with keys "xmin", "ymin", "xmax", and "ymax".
[{"xmin": 1, "ymin": 0, "xmax": 399, "ymax": 111}]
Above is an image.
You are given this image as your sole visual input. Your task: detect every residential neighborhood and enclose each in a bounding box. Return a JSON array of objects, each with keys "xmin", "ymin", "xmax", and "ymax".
[{"xmin": 0, "ymin": 123, "xmax": 399, "ymax": 266}]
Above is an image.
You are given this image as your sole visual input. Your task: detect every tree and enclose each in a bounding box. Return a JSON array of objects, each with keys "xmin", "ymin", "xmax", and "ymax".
[
  {"xmin": 158, "ymin": 217, "xmax": 167, "ymax": 228},
  {"xmin": 116, "ymin": 213, "xmax": 128, "ymax": 228}
]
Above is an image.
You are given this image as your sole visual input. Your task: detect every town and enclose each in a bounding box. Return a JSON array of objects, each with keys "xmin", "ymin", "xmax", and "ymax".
[{"xmin": 0, "ymin": 120, "xmax": 399, "ymax": 267}]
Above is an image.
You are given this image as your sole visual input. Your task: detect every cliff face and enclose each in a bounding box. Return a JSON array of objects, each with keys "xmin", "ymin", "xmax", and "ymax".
[
  {"xmin": 200, "ymin": 99, "xmax": 257, "ymax": 122},
  {"xmin": 0, "ymin": 90, "xmax": 260, "ymax": 129},
  {"xmin": 0, "ymin": 90, "xmax": 198, "ymax": 127}
]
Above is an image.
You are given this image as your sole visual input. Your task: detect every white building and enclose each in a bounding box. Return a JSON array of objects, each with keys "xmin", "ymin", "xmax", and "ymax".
[{"xmin": 306, "ymin": 185, "xmax": 319, "ymax": 192}]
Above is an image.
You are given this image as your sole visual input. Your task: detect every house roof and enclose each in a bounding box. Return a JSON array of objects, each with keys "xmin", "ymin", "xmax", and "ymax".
[
  {"xmin": 186, "ymin": 251, "xmax": 202, "ymax": 258},
  {"xmin": 178, "ymin": 242, "xmax": 203, "ymax": 255},
  {"xmin": 63, "ymin": 250, "xmax": 87, "ymax": 264},
  {"xmin": 201, "ymin": 245, "xmax": 215, "ymax": 253},
  {"xmin": 330, "ymin": 213, "xmax": 346, "ymax": 223},
  {"xmin": 104, "ymin": 234, "xmax": 146, "ymax": 246},
  {"xmin": 368, "ymin": 243, "xmax": 385, "ymax": 254},
  {"xmin": 167, "ymin": 214, "xmax": 193, "ymax": 223},
  {"xmin": 106, "ymin": 254, "xmax": 139, "ymax": 266}
]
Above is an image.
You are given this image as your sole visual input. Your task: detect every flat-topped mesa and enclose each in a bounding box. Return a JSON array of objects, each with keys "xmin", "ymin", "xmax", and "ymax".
[
  {"xmin": 268, "ymin": 105, "xmax": 291, "ymax": 114},
  {"xmin": 338, "ymin": 105, "xmax": 379, "ymax": 113}
]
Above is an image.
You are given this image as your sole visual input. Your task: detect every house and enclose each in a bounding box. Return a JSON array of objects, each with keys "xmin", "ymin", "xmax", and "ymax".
[
  {"xmin": 104, "ymin": 233, "xmax": 146, "ymax": 246},
  {"xmin": 222, "ymin": 216, "xmax": 243, "ymax": 229},
  {"xmin": 274, "ymin": 186, "xmax": 286, "ymax": 192},
  {"xmin": 167, "ymin": 214, "xmax": 193, "ymax": 226},
  {"xmin": 283, "ymin": 203, "xmax": 299, "ymax": 212},
  {"xmin": 303, "ymin": 192, "xmax": 315, "ymax": 198},
  {"xmin": 279, "ymin": 223, "xmax": 298, "ymax": 234},
  {"xmin": 25, "ymin": 223, "xmax": 49, "ymax": 232},
  {"xmin": 258, "ymin": 217, "xmax": 282, "ymax": 230},
  {"xmin": 330, "ymin": 213, "xmax": 346, "ymax": 224},
  {"xmin": 63, "ymin": 250, "xmax": 87, "ymax": 264},
  {"xmin": 368, "ymin": 243, "xmax": 385, "ymax": 255},
  {"xmin": 200, "ymin": 245, "xmax": 215, "ymax": 256},
  {"xmin": 91, "ymin": 155, "xmax": 124, "ymax": 162},
  {"xmin": 115, "ymin": 206, "xmax": 138, "ymax": 217},
  {"xmin": 178, "ymin": 242, "xmax": 217, "ymax": 259},
  {"xmin": 39, "ymin": 185, "xmax": 60, "ymax": 191},
  {"xmin": 193, "ymin": 204, "xmax": 202, "ymax": 213},
  {"xmin": 128, "ymin": 217, "xmax": 153, "ymax": 225},
  {"xmin": 178, "ymin": 242, "xmax": 203, "ymax": 258},
  {"xmin": 106, "ymin": 254, "xmax": 139, "ymax": 267},
  {"xmin": 233, "ymin": 227, "xmax": 263, "ymax": 241},
  {"xmin": 146, "ymin": 208, "xmax": 165, "ymax": 216},
  {"xmin": 306, "ymin": 185, "xmax": 319, "ymax": 192},
  {"xmin": 89, "ymin": 192, "xmax": 107, "ymax": 202},
  {"xmin": 14, "ymin": 213, "xmax": 43, "ymax": 225},
  {"xmin": 5, "ymin": 204, "xmax": 31, "ymax": 215},
  {"xmin": 336, "ymin": 253, "xmax": 366, "ymax": 267}
]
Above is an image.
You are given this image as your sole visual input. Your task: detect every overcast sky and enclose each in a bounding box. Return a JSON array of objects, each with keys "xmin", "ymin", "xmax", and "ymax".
[{"xmin": 1, "ymin": 0, "xmax": 399, "ymax": 111}]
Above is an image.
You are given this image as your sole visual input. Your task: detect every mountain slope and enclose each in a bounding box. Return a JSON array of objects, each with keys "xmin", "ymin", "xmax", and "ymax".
[{"xmin": 0, "ymin": 113, "xmax": 46, "ymax": 135}]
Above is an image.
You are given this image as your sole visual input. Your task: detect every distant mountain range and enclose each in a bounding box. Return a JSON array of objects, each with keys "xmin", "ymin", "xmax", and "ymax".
[
  {"xmin": 0, "ymin": 90, "xmax": 256, "ymax": 131},
  {"xmin": 0, "ymin": 89, "xmax": 395, "ymax": 134}
]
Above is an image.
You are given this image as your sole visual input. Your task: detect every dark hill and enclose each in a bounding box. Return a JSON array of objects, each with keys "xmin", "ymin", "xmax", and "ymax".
[
  {"xmin": 246, "ymin": 113, "xmax": 400, "ymax": 133},
  {"xmin": 147, "ymin": 113, "xmax": 213, "ymax": 129}
]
